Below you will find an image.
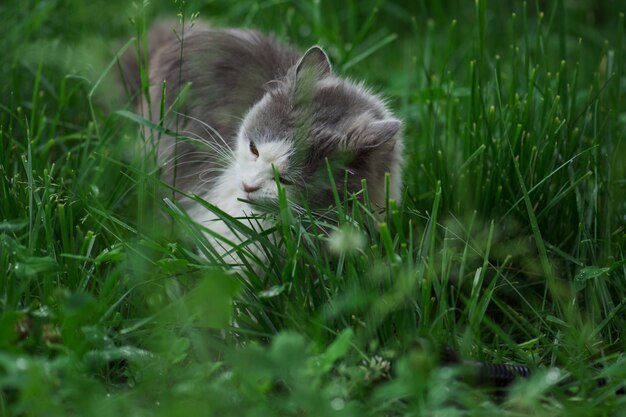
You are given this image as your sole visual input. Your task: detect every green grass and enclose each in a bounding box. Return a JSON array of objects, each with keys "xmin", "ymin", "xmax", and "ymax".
[{"xmin": 1, "ymin": 0, "xmax": 625, "ymax": 415}]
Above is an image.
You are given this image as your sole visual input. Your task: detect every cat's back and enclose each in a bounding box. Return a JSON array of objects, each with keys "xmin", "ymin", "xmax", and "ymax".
[{"xmin": 147, "ymin": 24, "xmax": 300, "ymax": 137}]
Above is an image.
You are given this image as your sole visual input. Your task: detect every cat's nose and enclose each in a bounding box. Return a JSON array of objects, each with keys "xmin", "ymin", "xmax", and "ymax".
[{"xmin": 242, "ymin": 182, "xmax": 261, "ymax": 193}]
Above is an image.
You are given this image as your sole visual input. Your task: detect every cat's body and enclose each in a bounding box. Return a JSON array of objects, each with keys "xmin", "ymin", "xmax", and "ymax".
[{"xmin": 126, "ymin": 21, "xmax": 404, "ymax": 260}]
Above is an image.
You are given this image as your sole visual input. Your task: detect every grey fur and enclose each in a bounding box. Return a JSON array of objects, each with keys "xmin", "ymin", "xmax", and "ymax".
[{"xmin": 130, "ymin": 22, "xmax": 403, "ymax": 211}]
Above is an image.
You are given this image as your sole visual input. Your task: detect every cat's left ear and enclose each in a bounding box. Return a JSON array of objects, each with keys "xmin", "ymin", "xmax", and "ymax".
[
  {"xmin": 296, "ymin": 46, "xmax": 332, "ymax": 78},
  {"xmin": 353, "ymin": 119, "xmax": 402, "ymax": 146},
  {"xmin": 367, "ymin": 119, "xmax": 401, "ymax": 142}
]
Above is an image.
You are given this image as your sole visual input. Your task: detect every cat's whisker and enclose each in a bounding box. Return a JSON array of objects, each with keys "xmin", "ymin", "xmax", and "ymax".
[
  {"xmin": 168, "ymin": 154, "xmax": 230, "ymax": 164},
  {"xmin": 163, "ymin": 163, "xmax": 228, "ymax": 178},
  {"xmin": 159, "ymin": 139, "xmax": 233, "ymax": 168},
  {"xmin": 175, "ymin": 112, "xmax": 235, "ymax": 158},
  {"xmin": 157, "ymin": 130, "xmax": 231, "ymax": 162},
  {"xmin": 214, "ymin": 111, "xmax": 245, "ymax": 123},
  {"xmin": 289, "ymin": 203, "xmax": 306, "ymax": 216},
  {"xmin": 160, "ymin": 154, "xmax": 230, "ymax": 170},
  {"xmin": 198, "ymin": 170, "xmax": 225, "ymax": 182},
  {"xmin": 163, "ymin": 152, "xmax": 230, "ymax": 167},
  {"xmin": 175, "ymin": 130, "xmax": 234, "ymax": 162},
  {"xmin": 171, "ymin": 171, "xmax": 219, "ymax": 183},
  {"xmin": 164, "ymin": 165, "xmax": 229, "ymax": 176},
  {"xmin": 160, "ymin": 133, "xmax": 208, "ymax": 148},
  {"xmin": 194, "ymin": 165, "xmax": 230, "ymax": 173},
  {"xmin": 162, "ymin": 152, "xmax": 218, "ymax": 161}
]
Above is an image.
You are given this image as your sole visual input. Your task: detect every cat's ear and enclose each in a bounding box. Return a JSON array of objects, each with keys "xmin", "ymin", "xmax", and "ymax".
[
  {"xmin": 366, "ymin": 119, "xmax": 402, "ymax": 143},
  {"xmin": 351, "ymin": 119, "xmax": 402, "ymax": 147},
  {"xmin": 296, "ymin": 46, "xmax": 332, "ymax": 79}
]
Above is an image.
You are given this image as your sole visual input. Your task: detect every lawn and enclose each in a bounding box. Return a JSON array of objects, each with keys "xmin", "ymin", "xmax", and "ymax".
[{"xmin": 1, "ymin": 0, "xmax": 625, "ymax": 416}]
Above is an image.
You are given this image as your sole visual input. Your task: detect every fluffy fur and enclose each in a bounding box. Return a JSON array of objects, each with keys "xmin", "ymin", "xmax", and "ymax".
[{"xmin": 123, "ymin": 21, "xmax": 404, "ymax": 259}]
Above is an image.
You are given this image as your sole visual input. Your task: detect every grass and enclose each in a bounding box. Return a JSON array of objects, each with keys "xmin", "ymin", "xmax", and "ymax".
[{"xmin": 1, "ymin": 0, "xmax": 625, "ymax": 415}]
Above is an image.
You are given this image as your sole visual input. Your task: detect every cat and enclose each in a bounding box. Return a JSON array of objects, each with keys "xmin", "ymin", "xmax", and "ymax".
[{"xmin": 122, "ymin": 20, "xmax": 404, "ymax": 263}]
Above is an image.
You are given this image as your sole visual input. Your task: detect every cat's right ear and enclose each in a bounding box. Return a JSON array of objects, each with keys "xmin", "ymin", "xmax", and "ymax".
[{"xmin": 296, "ymin": 46, "xmax": 332, "ymax": 79}]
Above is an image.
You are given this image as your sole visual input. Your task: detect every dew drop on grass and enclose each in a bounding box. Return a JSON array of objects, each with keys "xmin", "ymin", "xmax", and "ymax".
[
  {"xmin": 328, "ymin": 226, "xmax": 365, "ymax": 255},
  {"xmin": 15, "ymin": 358, "xmax": 28, "ymax": 370},
  {"xmin": 330, "ymin": 397, "xmax": 345, "ymax": 411},
  {"xmin": 546, "ymin": 367, "xmax": 560, "ymax": 385}
]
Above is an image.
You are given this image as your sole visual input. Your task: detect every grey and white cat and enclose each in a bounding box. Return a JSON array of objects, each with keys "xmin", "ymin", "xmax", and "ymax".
[{"xmin": 125, "ymin": 21, "xmax": 404, "ymax": 258}]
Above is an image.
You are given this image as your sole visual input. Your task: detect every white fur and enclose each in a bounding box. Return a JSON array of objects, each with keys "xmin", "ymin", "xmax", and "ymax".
[{"xmin": 185, "ymin": 129, "xmax": 294, "ymax": 265}]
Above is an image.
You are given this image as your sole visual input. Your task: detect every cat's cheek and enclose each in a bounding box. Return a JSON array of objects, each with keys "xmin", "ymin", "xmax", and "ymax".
[{"xmin": 267, "ymin": 186, "xmax": 280, "ymax": 201}]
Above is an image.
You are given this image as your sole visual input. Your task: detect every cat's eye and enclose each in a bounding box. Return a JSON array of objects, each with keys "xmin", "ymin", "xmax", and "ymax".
[
  {"xmin": 278, "ymin": 176, "xmax": 293, "ymax": 186},
  {"xmin": 249, "ymin": 141, "xmax": 259, "ymax": 157}
]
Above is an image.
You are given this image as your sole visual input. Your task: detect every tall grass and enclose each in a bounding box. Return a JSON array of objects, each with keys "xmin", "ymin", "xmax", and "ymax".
[{"xmin": 1, "ymin": 1, "xmax": 625, "ymax": 416}]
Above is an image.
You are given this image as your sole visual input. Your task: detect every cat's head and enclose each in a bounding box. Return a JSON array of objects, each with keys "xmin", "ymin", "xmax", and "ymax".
[{"xmin": 233, "ymin": 46, "xmax": 403, "ymax": 211}]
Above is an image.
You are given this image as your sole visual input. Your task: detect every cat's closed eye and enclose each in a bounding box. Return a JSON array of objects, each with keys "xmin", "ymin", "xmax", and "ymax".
[
  {"xmin": 278, "ymin": 176, "xmax": 292, "ymax": 186},
  {"xmin": 249, "ymin": 141, "xmax": 259, "ymax": 157}
]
